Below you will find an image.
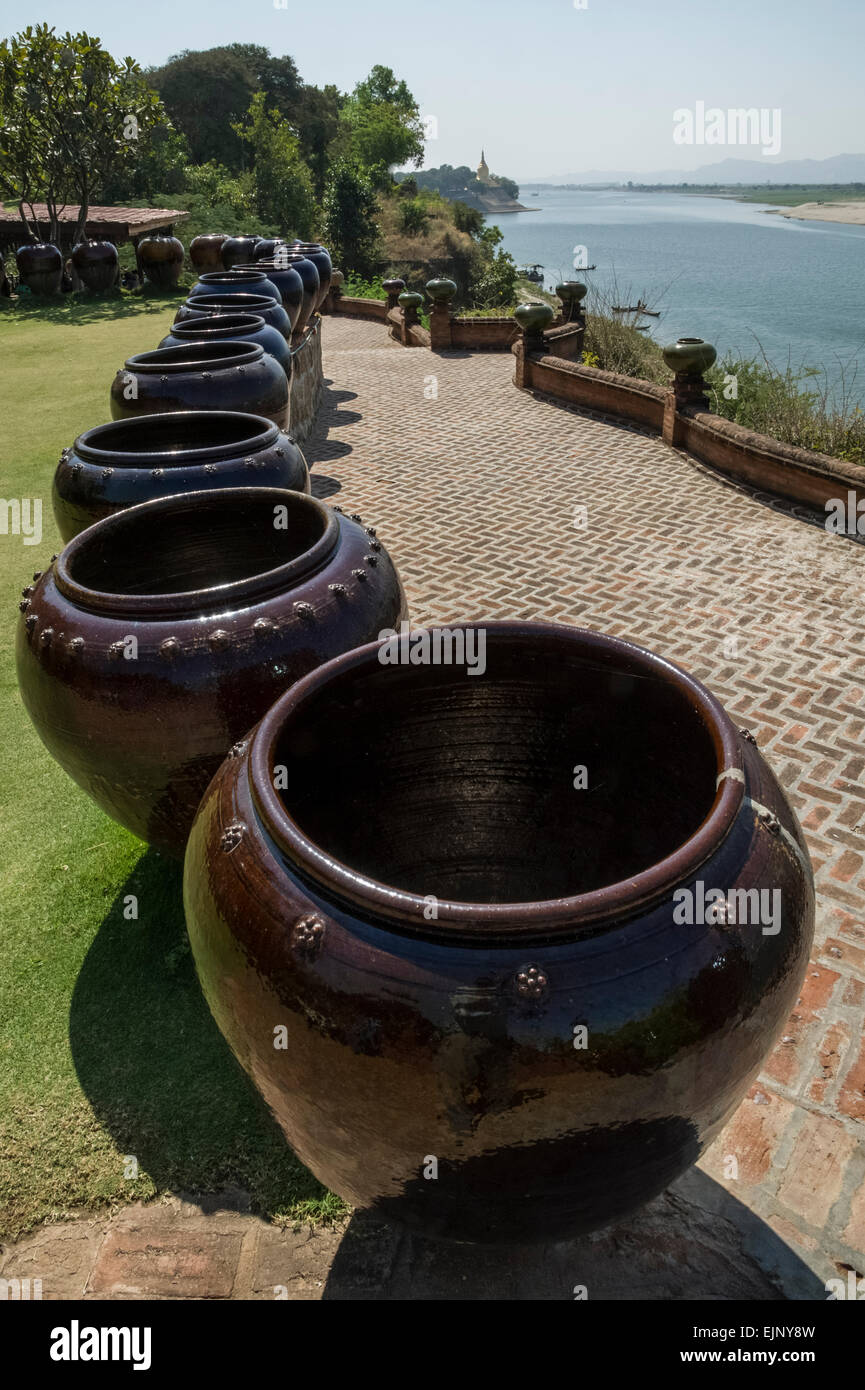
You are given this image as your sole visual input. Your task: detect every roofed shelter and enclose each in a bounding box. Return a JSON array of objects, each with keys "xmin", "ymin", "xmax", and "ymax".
[{"xmin": 0, "ymin": 205, "xmax": 190, "ymax": 255}]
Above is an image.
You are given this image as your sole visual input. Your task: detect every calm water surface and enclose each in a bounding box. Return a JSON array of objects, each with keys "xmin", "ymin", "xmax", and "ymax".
[{"xmin": 495, "ymin": 189, "xmax": 865, "ymax": 400}]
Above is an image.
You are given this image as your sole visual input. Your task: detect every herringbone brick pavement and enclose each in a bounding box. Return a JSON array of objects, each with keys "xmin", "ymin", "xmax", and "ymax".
[{"xmin": 307, "ymin": 316, "xmax": 865, "ymax": 1285}]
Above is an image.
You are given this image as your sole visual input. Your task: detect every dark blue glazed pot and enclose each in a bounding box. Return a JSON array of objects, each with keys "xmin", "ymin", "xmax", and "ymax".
[
  {"xmin": 109, "ymin": 341, "xmax": 289, "ymax": 431},
  {"xmin": 174, "ymin": 293, "xmax": 291, "ymax": 341},
  {"xmin": 188, "ymin": 269, "xmax": 283, "ymax": 306},
  {"xmin": 233, "ymin": 262, "xmax": 305, "ymax": 331},
  {"xmin": 159, "ymin": 312, "xmax": 291, "ymax": 376},
  {"xmin": 184, "ymin": 622, "xmax": 814, "ymax": 1243}
]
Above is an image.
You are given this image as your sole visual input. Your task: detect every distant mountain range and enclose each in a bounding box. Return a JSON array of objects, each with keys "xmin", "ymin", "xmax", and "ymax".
[{"xmin": 521, "ymin": 154, "xmax": 865, "ymax": 187}]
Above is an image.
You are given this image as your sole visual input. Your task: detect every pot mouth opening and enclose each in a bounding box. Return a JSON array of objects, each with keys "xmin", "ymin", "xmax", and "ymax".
[
  {"xmin": 198, "ymin": 270, "xmax": 268, "ymax": 284},
  {"xmin": 125, "ymin": 341, "xmax": 263, "ymax": 371},
  {"xmin": 74, "ymin": 411, "xmax": 278, "ymax": 466},
  {"xmin": 169, "ymin": 314, "xmax": 266, "ymax": 338},
  {"xmin": 184, "ymin": 293, "xmax": 281, "ymax": 313},
  {"xmin": 251, "ymin": 622, "xmax": 745, "ymax": 938},
  {"xmin": 56, "ymin": 488, "xmax": 338, "ymax": 618}
]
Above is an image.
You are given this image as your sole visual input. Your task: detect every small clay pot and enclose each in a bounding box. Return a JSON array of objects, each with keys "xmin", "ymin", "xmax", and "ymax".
[
  {"xmin": 188, "ymin": 269, "xmax": 283, "ymax": 306},
  {"xmin": 174, "ymin": 293, "xmax": 291, "ymax": 341},
  {"xmin": 513, "ymin": 303, "xmax": 554, "ymax": 334},
  {"xmin": 662, "ymin": 338, "xmax": 718, "ymax": 377},
  {"xmin": 137, "ymin": 234, "xmax": 184, "ymax": 289},
  {"xmin": 18, "ymin": 488, "xmax": 407, "ymax": 855},
  {"xmin": 189, "ymin": 233, "xmax": 230, "ymax": 272},
  {"xmin": 71, "ymin": 239, "xmax": 119, "ymax": 293},
  {"xmin": 183, "ymin": 621, "xmax": 814, "ymax": 1242},
  {"xmin": 221, "ymin": 235, "xmax": 262, "ymax": 269},
  {"xmin": 425, "ymin": 277, "xmax": 457, "ymax": 304},
  {"xmin": 16, "ymin": 242, "xmax": 63, "ymax": 295},
  {"xmin": 52, "ymin": 411, "xmax": 309, "ymax": 541},
  {"xmin": 159, "ymin": 312, "xmax": 291, "ymax": 377},
  {"xmin": 110, "ymin": 341, "xmax": 289, "ymax": 430},
  {"xmin": 232, "ymin": 262, "xmax": 304, "ymax": 330}
]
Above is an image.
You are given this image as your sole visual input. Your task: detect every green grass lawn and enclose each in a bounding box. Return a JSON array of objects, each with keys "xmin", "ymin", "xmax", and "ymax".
[{"xmin": 0, "ymin": 292, "xmax": 341, "ymax": 1239}]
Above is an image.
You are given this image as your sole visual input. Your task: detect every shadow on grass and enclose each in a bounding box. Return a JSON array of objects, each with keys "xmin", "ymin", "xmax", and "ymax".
[
  {"xmin": 68, "ymin": 847, "xmax": 331, "ymax": 1220},
  {"xmin": 2, "ymin": 290, "xmax": 185, "ymax": 327}
]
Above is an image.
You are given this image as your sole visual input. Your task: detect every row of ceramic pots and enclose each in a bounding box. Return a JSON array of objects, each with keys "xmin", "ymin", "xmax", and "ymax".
[
  {"xmin": 16, "ymin": 532, "xmax": 816, "ymax": 1239},
  {"xmin": 14, "ymin": 234, "xmax": 333, "ymax": 303},
  {"xmin": 17, "ymin": 234, "xmax": 816, "ymax": 1245}
]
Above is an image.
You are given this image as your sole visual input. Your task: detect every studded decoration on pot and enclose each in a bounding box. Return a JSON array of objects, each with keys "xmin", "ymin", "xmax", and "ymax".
[
  {"xmin": 17, "ymin": 488, "xmax": 407, "ymax": 857},
  {"xmin": 183, "ymin": 621, "xmax": 814, "ymax": 1244},
  {"xmin": 52, "ymin": 411, "xmax": 309, "ymax": 541},
  {"xmin": 110, "ymin": 340, "xmax": 289, "ymax": 430}
]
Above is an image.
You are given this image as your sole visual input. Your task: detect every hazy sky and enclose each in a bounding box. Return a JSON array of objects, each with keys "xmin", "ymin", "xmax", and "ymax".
[{"xmin": 1, "ymin": 0, "xmax": 862, "ymax": 177}]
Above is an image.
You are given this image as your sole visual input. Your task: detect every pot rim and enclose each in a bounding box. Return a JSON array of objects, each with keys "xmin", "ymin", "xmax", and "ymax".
[
  {"xmin": 249, "ymin": 621, "xmax": 746, "ymax": 937},
  {"xmin": 197, "ymin": 269, "xmax": 270, "ymax": 284},
  {"xmin": 165, "ymin": 313, "xmax": 268, "ymax": 339},
  {"xmin": 73, "ymin": 410, "xmax": 279, "ymax": 466},
  {"xmin": 183, "ymin": 293, "xmax": 282, "ymax": 311},
  {"xmin": 122, "ymin": 341, "xmax": 264, "ymax": 372},
  {"xmin": 54, "ymin": 487, "xmax": 339, "ymax": 619}
]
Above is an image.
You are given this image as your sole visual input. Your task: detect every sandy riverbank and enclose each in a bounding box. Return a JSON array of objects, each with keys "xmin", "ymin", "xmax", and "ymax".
[{"xmin": 766, "ymin": 201, "xmax": 865, "ymax": 225}]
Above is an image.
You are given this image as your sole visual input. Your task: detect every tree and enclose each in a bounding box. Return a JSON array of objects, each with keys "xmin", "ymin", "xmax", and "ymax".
[
  {"xmin": 399, "ymin": 199, "xmax": 431, "ymax": 237},
  {"xmin": 0, "ymin": 25, "xmax": 165, "ymax": 243},
  {"xmin": 148, "ymin": 46, "xmax": 259, "ymax": 167},
  {"xmin": 233, "ymin": 92, "xmax": 315, "ymax": 238},
  {"xmin": 321, "ymin": 160, "xmax": 381, "ymax": 277},
  {"xmin": 341, "ymin": 64, "xmax": 424, "ymax": 173}
]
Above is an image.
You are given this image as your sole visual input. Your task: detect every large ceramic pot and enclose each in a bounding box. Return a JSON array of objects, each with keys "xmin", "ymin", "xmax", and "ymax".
[
  {"xmin": 110, "ymin": 341, "xmax": 289, "ymax": 430},
  {"xmin": 174, "ymin": 292, "xmax": 291, "ymax": 341},
  {"xmin": 158, "ymin": 312, "xmax": 291, "ymax": 377},
  {"xmin": 252, "ymin": 238, "xmax": 286, "ymax": 262},
  {"xmin": 52, "ymin": 411, "xmax": 309, "ymax": 541},
  {"xmin": 221, "ymin": 235, "xmax": 261, "ymax": 269},
  {"xmin": 286, "ymin": 243, "xmax": 332, "ymax": 309},
  {"xmin": 184, "ymin": 621, "xmax": 814, "ymax": 1244},
  {"xmin": 188, "ymin": 269, "xmax": 283, "ymax": 306},
  {"xmin": 189, "ymin": 233, "xmax": 230, "ymax": 272},
  {"xmin": 18, "ymin": 488, "xmax": 406, "ymax": 857},
  {"xmin": 233, "ymin": 262, "xmax": 304, "ymax": 331},
  {"xmin": 16, "ymin": 242, "xmax": 63, "ymax": 295},
  {"xmin": 71, "ymin": 239, "xmax": 118, "ymax": 293},
  {"xmin": 137, "ymin": 234, "xmax": 184, "ymax": 289},
  {"xmin": 266, "ymin": 252, "xmax": 319, "ymax": 332}
]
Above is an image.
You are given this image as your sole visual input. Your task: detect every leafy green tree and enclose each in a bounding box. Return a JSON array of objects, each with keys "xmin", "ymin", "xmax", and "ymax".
[
  {"xmin": 341, "ymin": 64, "xmax": 424, "ymax": 173},
  {"xmin": 149, "ymin": 46, "xmax": 258, "ymax": 167},
  {"xmin": 233, "ymin": 91, "xmax": 315, "ymax": 238},
  {"xmin": 101, "ymin": 119, "xmax": 190, "ymax": 200},
  {"xmin": 452, "ymin": 200, "xmax": 485, "ymax": 236},
  {"xmin": 321, "ymin": 159, "xmax": 381, "ymax": 277},
  {"xmin": 399, "ymin": 199, "xmax": 431, "ymax": 237},
  {"xmin": 0, "ymin": 25, "xmax": 165, "ymax": 243}
]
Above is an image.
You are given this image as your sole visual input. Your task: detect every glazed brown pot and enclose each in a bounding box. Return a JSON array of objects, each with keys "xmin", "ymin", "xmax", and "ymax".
[
  {"xmin": 158, "ymin": 312, "xmax": 291, "ymax": 377},
  {"xmin": 189, "ymin": 233, "xmax": 230, "ymax": 272},
  {"xmin": 18, "ymin": 489, "xmax": 406, "ymax": 856},
  {"xmin": 174, "ymin": 293, "xmax": 292, "ymax": 341},
  {"xmin": 184, "ymin": 622, "xmax": 814, "ymax": 1243},
  {"xmin": 109, "ymin": 340, "xmax": 289, "ymax": 430},
  {"xmin": 137, "ymin": 234, "xmax": 184, "ymax": 289},
  {"xmin": 52, "ymin": 411, "xmax": 309, "ymax": 541},
  {"xmin": 71, "ymin": 239, "xmax": 119, "ymax": 293},
  {"xmin": 16, "ymin": 242, "xmax": 63, "ymax": 295}
]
